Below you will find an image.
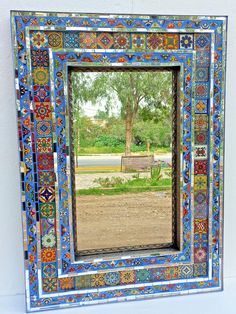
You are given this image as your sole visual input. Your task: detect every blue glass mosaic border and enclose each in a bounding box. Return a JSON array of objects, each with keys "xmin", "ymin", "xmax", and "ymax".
[{"xmin": 11, "ymin": 11, "xmax": 226, "ymax": 312}]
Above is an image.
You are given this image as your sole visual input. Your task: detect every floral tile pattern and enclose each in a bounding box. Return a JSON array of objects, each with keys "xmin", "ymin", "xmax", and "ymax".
[{"xmin": 11, "ymin": 11, "xmax": 226, "ymax": 312}]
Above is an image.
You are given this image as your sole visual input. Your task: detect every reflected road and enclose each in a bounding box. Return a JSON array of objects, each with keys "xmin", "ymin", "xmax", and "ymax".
[{"xmin": 77, "ymin": 155, "xmax": 171, "ymax": 168}]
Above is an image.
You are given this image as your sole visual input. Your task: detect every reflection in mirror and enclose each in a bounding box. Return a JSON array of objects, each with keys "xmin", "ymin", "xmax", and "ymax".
[{"xmin": 68, "ymin": 68, "xmax": 180, "ymax": 259}]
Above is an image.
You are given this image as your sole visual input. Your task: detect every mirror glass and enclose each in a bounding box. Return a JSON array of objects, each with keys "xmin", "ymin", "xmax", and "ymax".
[{"xmin": 68, "ymin": 69, "xmax": 179, "ymax": 258}]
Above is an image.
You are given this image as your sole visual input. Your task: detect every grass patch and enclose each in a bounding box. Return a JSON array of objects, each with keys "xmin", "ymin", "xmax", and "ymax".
[
  {"xmin": 77, "ymin": 178, "xmax": 171, "ymax": 196},
  {"xmin": 77, "ymin": 185, "xmax": 171, "ymax": 196}
]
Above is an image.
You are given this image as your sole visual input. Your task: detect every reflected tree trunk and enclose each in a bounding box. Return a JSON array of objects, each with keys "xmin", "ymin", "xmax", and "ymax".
[{"xmin": 125, "ymin": 115, "xmax": 133, "ymax": 156}]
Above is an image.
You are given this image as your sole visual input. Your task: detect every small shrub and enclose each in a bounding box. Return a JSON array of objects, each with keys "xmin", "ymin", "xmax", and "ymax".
[
  {"xmin": 94, "ymin": 176, "xmax": 125, "ymax": 188},
  {"xmin": 151, "ymin": 165, "xmax": 162, "ymax": 181}
]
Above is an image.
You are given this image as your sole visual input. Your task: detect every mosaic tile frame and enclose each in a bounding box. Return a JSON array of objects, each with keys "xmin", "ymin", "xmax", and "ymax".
[{"xmin": 11, "ymin": 11, "xmax": 227, "ymax": 312}]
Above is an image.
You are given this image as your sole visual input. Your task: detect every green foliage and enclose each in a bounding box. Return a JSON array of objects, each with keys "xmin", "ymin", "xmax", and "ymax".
[
  {"xmin": 133, "ymin": 119, "xmax": 171, "ymax": 148},
  {"xmin": 151, "ymin": 165, "xmax": 162, "ymax": 182},
  {"xmin": 74, "ymin": 116, "xmax": 171, "ymax": 153},
  {"xmin": 94, "ymin": 134, "xmax": 125, "ymax": 147},
  {"xmin": 77, "ymin": 178, "xmax": 172, "ymax": 196},
  {"xmin": 71, "ymin": 71, "xmax": 172, "ymax": 121},
  {"xmin": 94, "ymin": 171, "xmax": 163, "ymax": 190},
  {"xmin": 71, "ymin": 71, "xmax": 173, "ymax": 154}
]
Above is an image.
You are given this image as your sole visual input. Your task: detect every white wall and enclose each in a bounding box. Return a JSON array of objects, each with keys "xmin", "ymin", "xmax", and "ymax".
[{"xmin": 0, "ymin": 0, "xmax": 235, "ymax": 305}]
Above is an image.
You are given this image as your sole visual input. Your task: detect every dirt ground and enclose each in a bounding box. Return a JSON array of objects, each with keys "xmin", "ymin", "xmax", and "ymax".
[{"xmin": 75, "ymin": 191, "xmax": 172, "ymax": 254}]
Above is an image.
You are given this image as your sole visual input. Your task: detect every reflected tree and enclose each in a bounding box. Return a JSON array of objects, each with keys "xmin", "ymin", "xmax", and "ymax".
[{"xmin": 71, "ymin": 71, "xmax": 172, "ymax": 156}]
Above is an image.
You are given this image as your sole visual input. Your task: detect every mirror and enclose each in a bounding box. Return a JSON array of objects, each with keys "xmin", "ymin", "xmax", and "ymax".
[{"xmin": 68, "ymin": 68, "xmax": 180, "ymax": 259}]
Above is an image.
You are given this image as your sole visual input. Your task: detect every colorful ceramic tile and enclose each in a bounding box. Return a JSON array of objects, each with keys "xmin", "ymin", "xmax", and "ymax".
[
  {"xmin": 104, "ymin": 272, "xmax": 121, "ymax": 286},
  {"xmin": 38, "ymin": 186, "xmax": 55, "ymax": 203},
  {"xmin": 196, "ymin": 49, "xmax": 210, "ymax": 66},
  {"xmin": 195, "ymin": 83, "xmax": 209, "ymax": 99},
  {"xmin": 195, "ymin": 130, "xmax": 208, "ymax": 145},
  {"xmin": 195, "ymin": 114, "xmax": 208, "ymax": 130},
  {"xmin": 147, "ymin": 33, "xmax": 164, "ymax": 50},
  {"xmin": 38, "ymin": 171, "xmax": 55, "ymax": 186},
  {"xmin": 40, "ymin": 203, "xmax": 56, "ymax": 218},
  {"xmin": 194, "ymin": 203, "xmax": 208, "ymax": 219},
  {"xmin": 59, "ymin": 278, "xmax": 75, "ymax": 290},
  {"xmin": 180, "ymin": 34, "xmax": 194, "ymax": 49},
  {"xmin": 79, "ymin": 32, "xmax": 97, "ymax": 49},
  {"xmin": 195, "ymin": 34, "xmax": 211, "ymax": 50},
  {"xmin": 41, "ymin": 233, "xmax": 56, "ymax": 248},
  {"xmin": 75, "ymin": 275, "xmax": 91, "ymax": 289},
  {"xmin": 195, "ymin": 100, "xmax": 208, "ymax": 113},
  {"xmin": 42, "ymin": 263, "xmax": 57, "ymax": 278},
  {"xmin": 36, "ymin": 137, "xmax": 53, "ymax": 153},
  {"xmin": 47, "ymin": 32, "xmax": 63, "ymax": 48},
  {"xmin": 194, "ymin": 145, "xmax": 208, "ymax": 159},
  {"xmin": 33, "ymin": 85, "xmax": 50, "ymax": 102},
  {"xmin": 41, "ymin": 248, "xmax": 57, "ymax": 262},
  {"xmin": 42, "ymin": 278, "xmax": 58, "ymax": 292},
  {"xmin": 36, "ymin": 121, "xmax": 52, "ymax": 136},
  {"xmin": 31, "ymin": 49, "xmax": 49, "ymax": 67},
  {"xmin": 32, "ymin": 67, "xmax": 49, "ymax": 85},
  {"xmin": 196, "ymin": 67, "xmax": 209, "ymax": 82},
  {"xmin": 194, "ymin": 160, "xmax": 208, "ymax": 175},
  {"xmin": 97, "ymin": 32, "xmax": 114, "ymax": 49},
  {"xmin": 194, "ymin": 247, "xmax": 208, "ymax": 263},
  {"xmin": 194, "ymin": 262, "xmax": 208, "ymax": 276},
  {"xmin": 34, "ymin": 102, "xmax": 52, "ymax": 120},
  {"xmin": 194, "ymin": 175, "xmax": 208, "ymax": 190},
  {"xmin": 30, "ymin": 31, "xmax": 48, "ymax": 48},
  {"xmin": 131, "ymin": 33, "xmax": 146, "ymax": 50},
  {"xmin": 37, "ymin": 153, "xmax": 54, "ymax": 170},
  {"xmin": 164, "ymin": 33, "xmax": 179, "ymax": 49},
  {"xmin": 114, "ymin": 33, "xmax": 130, "ymax": 49},
  {"xmin": 120, "ymin": 270, "xmax": 136, "ymax": 284},
  {"xmin": 64, "ymin": 32, "xmax": 80, "ymax": 48},
  {"xmin": 194, "ymin": 218, "xmax": 208, "ymax": 234}
]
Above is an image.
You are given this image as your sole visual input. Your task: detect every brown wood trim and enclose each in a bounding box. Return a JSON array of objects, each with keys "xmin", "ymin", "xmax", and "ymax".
[{"xmin": 68, "ymin": 66, "xmax": 180, "ymax": 258}]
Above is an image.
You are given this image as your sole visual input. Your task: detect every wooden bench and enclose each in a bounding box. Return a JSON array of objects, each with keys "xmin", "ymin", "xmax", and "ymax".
[{"xmin": 121, "ymin": 155, "xmax": 154, "ymax": 172}]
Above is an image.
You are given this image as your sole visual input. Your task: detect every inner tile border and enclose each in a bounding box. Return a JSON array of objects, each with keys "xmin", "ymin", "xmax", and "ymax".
[{"xmin": 11, "ymin": 11, "xmax": 226, "ymax": 312}]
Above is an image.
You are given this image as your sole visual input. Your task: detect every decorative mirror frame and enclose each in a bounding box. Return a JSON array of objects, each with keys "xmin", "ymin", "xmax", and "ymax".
[{"xmin": 11, "ymin": 11, "xmax": 227, "ymax": 312}]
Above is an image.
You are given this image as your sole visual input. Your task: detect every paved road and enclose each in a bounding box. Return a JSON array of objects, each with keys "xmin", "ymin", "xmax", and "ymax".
[{"xmin": 77, "ymin": 154, "xmax": 171, "ymax": 167}]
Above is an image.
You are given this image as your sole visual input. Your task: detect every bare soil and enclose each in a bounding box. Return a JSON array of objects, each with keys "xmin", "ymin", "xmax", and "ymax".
[{"xmin": 75, "ymin": 191, "xmax": 172, "ymax": 254}]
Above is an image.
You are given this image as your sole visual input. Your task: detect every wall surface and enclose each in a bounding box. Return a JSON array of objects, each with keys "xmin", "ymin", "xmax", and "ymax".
[{"xmin": 0, "ymin": 0, "xmax": 235, "ymax": 313}]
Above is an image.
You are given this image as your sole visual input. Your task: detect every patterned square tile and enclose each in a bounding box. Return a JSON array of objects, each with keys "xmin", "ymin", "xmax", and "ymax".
[
  {"xmin": 195, "ymin": 114, "xmax": 208, "ymax": 130},
  {"xmin": 194, "ymin": 160, "xmax": 208, "ymax": 175},
  {"xmin": 194, "ymin": 145, "xmax": 208, "ymax": 159},
  {"xmin": 114, "ymin": 33, "xmax": 130, "ymax": 49},
  {"xmin": 194, "ymin": 175, "xmax": 208, "ymax": 190},
  {"xmin": 64, "ymin": 32, "xmax": 80, "ymax": 48},
  {"xmin": 97, "ymin": 32, "xmax": 114, "ymax": 49},
  {"xmin": 164, "ymin": 34, "xmax": 179, "ymax": 49},
  {"xmin": 31, "ymin": 49, "xmax": 49, "ymax": 67},
  {"xmin": 195, "ymin": 83, "xmax": 209, "ymax": 99},
  {"xmin": 195, "ymin": 34, "xmax": 211, "ymax": 50},
  {"xmin": 42, "ymin": 278, "xmax": 58, "ymax": 292},
  {"xmin": 30, "ymin": 31, "xmax": 48, "ymax": 48},
  {"xmin": 195, "ymin": 100, "xmax": 208, "ymax": 113},
  {"xmin": 196, "ymin": 67, "xmax": 209, "ymax": 82},
  {"xmin": 47, "ymin": 32, "xmax": 63, "ymax": 48},
  {"xmin": 147, "ymin": 33, "xmax": 164, "ymax": 50},
  {"xmin": 196, "ymin": 49, "xmax": 210, "ymax": 66},
  {"xmin": 79, "ymin": 32, "xmax": 97, "ymax": 49},
  {"xmin": 180, "ymin": 34, "xmax": 194, "ymax": 49},
  {"xmin": 131, "ymin": 34, "xmax": 146, "ymax": 50}
]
